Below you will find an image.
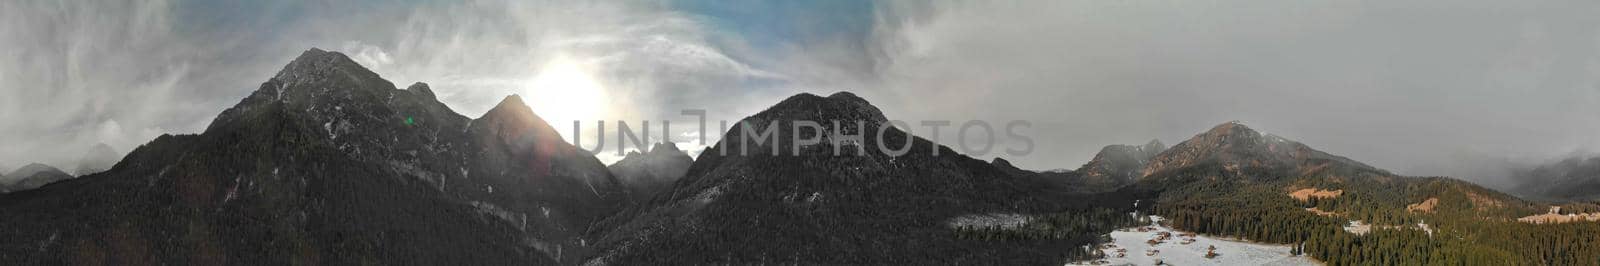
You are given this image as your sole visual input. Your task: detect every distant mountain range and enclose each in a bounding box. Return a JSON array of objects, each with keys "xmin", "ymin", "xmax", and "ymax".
[
  {"xmin": 2, "ymin": 48, "xmax": 1597, "ymax": 265},
  {"xmin": 0, "ymin": 163, "xmax": 74, "ymax": 193},
  {"xmin": 0, "ymin": 144, "xmax": 121, "ymax": 194},
  {"xmin": 992, "ymin": 139, "xmax": 1165, "ymax": 193},
  {"xmin": 607, "ymin": 142, "xmax": 693, "ymax": 203}
]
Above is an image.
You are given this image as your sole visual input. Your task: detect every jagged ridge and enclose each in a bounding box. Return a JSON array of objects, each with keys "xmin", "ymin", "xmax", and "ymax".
[{"xmin": 0, "ymin": 48, "xmax": 626, "ymax": 265}]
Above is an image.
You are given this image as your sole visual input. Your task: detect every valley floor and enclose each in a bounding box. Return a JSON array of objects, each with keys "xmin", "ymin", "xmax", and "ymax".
[{"xmin": 1069, "ymin": 215, "xmax": 1319, "ymax": 266}]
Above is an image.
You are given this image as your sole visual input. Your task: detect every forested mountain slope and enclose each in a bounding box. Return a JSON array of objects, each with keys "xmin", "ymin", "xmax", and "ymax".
[
  {"xmin": 584, "ymin": 92, "xmax": 1139, "ymax": 265},
  {"xmin": 1126, "ymin": 122, "xmax": 1600, "ymax": 265}
]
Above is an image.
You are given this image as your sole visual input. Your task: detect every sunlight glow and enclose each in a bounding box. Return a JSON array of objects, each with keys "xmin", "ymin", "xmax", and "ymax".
[{"xmin": 523, "ymin": 55, "xmax": 609, "ymax": 141}]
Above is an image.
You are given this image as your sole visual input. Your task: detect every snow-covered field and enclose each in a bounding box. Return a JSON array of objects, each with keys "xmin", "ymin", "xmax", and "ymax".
[{"xmin": 1069, "ymin": 215, "xmax": 1318, "ymax": 266}]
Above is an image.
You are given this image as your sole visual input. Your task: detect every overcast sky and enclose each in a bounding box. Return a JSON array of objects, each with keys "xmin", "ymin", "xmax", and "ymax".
[{"xmin": 2, "ymin": 0, "xmax": 1597, "ymax": 188}]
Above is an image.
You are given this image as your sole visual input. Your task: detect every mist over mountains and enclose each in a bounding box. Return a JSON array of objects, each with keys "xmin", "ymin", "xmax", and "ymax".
[
  {"xmin": 73, "ymin": 144, "xmax": 121, "ymax": 176},
  {"xmin": 1507, "ymin": 154, "xmax": 1600, "ymax": 201}
]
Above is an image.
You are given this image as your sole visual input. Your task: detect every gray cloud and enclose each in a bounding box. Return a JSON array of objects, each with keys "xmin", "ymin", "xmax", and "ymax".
[
  {"xmin": 1, "ymin": 1, "xmax": 195, "ymax": 170},
  {"xmin": 844, "ymin": 0, "xmax": 1600, "ymax": 186}
]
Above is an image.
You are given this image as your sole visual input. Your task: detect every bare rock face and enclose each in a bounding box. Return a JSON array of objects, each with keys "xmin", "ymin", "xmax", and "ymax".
[{"xmin": 0, "ymin": 48, "xmax": 624, "ymax": 265}]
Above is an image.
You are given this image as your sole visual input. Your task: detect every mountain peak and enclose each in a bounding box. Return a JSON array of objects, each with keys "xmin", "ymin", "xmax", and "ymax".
[
  {"xmin": 1143, "ymin": 139, "xmax": 1166, "ymax": 151},
  {"xmin": 648, "ymin": 142, "xmax": 682, "ymax": 154},
  {"xmin": 757, "ymin": 91, "xmax": 888, "ymax": 125},
  {"xmin": 1140, "ymin": 121, "xmax": 1381, "ymax": 179},
  {"xmin": 491, "ymin": 94, "xmax": 530, "ymax": 113},
  {"xmin": 208, "ymin": 48, "xmax": 429, "ymax": 134},
  {"xmin": 8, "ymin": 163, "xmax": 64, "ymax": 178},
  {"xmin": 272, "ymin": 48, "xmax": 384, "ymax": 86},
  {"xmin": 480, "ymin": 95, "xmax": 552, "ymax": 130},
  {"xmin": 991, "ymin": 157, "xmax": 1014, "ymax": 167},
  {"xmin": 407, "ymin": 82, "xmax": 435, "ymax": 100},
  {"xmin": 5, "ymin": 163, "xmax": 72, "ymax": 190},
  {"xmin": 619, "ymin": 142, "xmax": 691, "ymax": 164},
  {"xmin": 2, "ymin": 163, "xmax": 73, "ymax": 192},
  {"xmin": 989, "ymin": 157, "xmax": 1038, "ymax": 179},
  {"xmin": 1200, "ymin": 121, "xmax": 1262, "ymax": 140},
  {"xmin": 471, "ymin": 94, "xmax": 568, "ymax": 160},
  {"xmin": 826, "ymin": 91, "xmax": 866, "ymax": 102},
  {"xmin": 1077, "ymin": 140, "xmax": 1166, "ymax": 184}
]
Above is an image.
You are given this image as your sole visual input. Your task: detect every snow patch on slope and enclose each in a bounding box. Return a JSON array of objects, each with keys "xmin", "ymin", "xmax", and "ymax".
[{"xmin": 946, "ymin": 213, "xmax": 1032, "ymax": 230}]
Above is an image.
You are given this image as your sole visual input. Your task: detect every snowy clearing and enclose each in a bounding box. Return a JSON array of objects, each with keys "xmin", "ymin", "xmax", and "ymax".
[{"xmin": 1069, "ymin": 215, "xmax": 1318, "ymax": 266}]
